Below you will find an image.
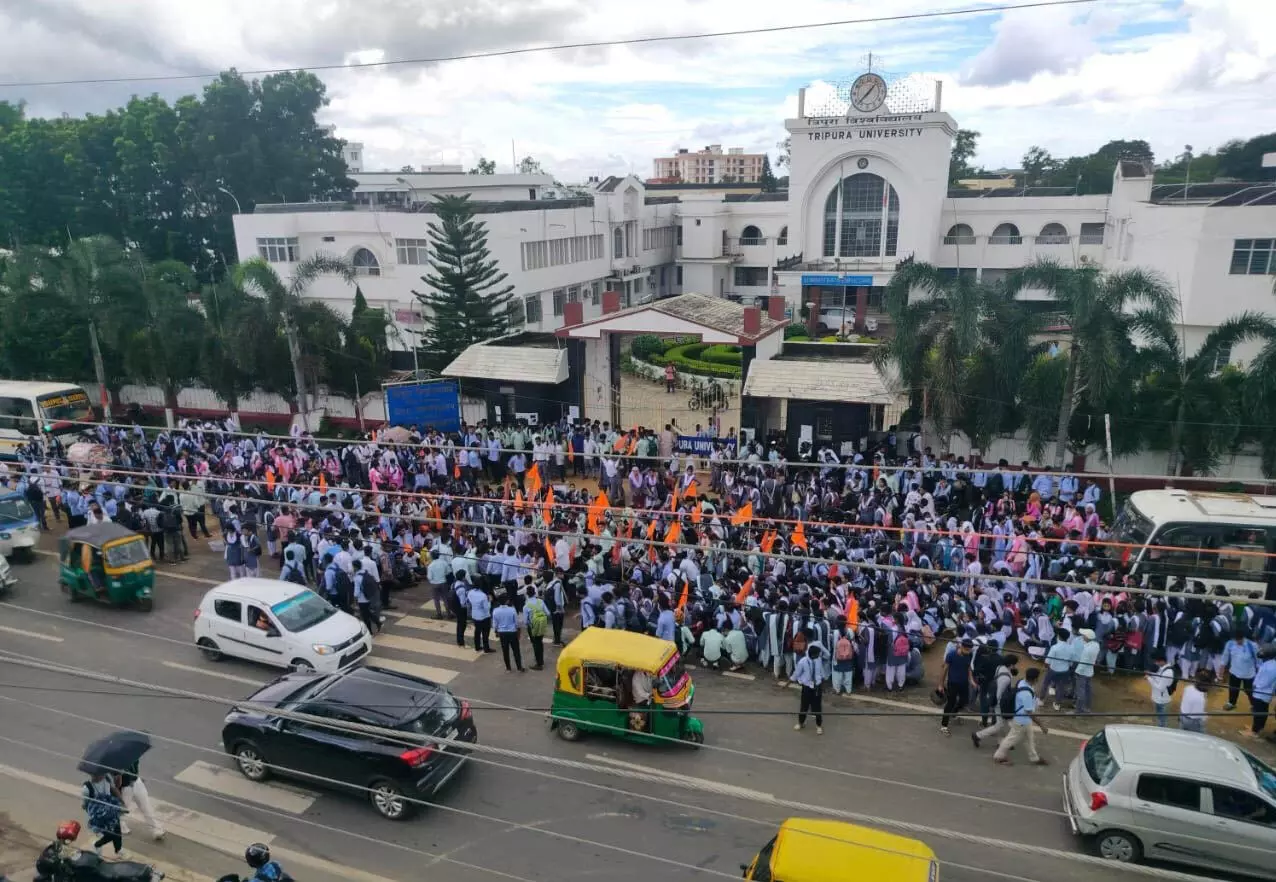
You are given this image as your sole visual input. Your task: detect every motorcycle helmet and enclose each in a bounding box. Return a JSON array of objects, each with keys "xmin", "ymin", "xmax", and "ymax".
[
  {"xmin": 245, "ymin": 843, "xmax": 271, "ymax": 869},
  {"xmin": 55, "ymin": 821, "xmax": 81, "ymax": 842}
]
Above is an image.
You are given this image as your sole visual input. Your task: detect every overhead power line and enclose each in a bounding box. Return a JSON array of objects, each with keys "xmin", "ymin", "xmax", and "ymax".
[{"xmin": 0, "ymin": 0, "xmax": 1101, "ymax": 90}]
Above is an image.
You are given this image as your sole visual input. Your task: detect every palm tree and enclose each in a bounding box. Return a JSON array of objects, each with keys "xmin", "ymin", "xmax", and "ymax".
[
  {"xmin": 234, "ymin": 254, "xmax": 355, "ymax": 428},
  {"xmin": 875, "ymin": 262, "xmax": 1034, "ymax": 450},
  {"xmin": 1005, "ymin": 259, "xmax": 1177, "ymax": 469},
  {"xmin": 1138, "ymin": 312, "xmax": 1276, "ymax": 475},
  {"xmin": 121, "ymin": 260, "xmax": 207, "ymax": 415}
]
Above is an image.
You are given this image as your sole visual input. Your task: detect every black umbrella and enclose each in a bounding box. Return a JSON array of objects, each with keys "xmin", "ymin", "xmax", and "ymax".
[{"xmin": 78, "ymin": 731, "xmax": 152, "ymax": 775}]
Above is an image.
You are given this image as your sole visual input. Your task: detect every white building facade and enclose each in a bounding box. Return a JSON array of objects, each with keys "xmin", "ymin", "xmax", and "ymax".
[{"xmin": 235, "ymin": 76, "xmax": 1276, "ymax": 368}]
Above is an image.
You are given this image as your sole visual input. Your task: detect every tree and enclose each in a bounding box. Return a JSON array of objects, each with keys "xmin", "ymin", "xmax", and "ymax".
[
  {"xmin": 199, "ymin": 279, "xmax": 293, "ymax": 411},
  {"xmin": 340, "ymin": 287, "xmax": 391, "ymax": 398},
  {"xmin": 759, "ymin": 155, "xmax": 778, "ymax": 192},
  {"xmin": 1020, "ymin": 146, "xmax": 1057, "ymax": 187},
  {"xmin": 1136, "ymin": 312, "xmax": 1276, "ymax": 475},
  {"xmin": 517, "ymin": 156, "xmax": 544, "ymax": 175},
  {"xmin": 1217, "ymin": 133, "xmax": 1276, "ymax": 181},
  {"xmin": 120, "ymin": 260, "xmax": 207, "ymax": 413},
  {"xmin": 1005, "ymin": 260, "xmax": 1177, "ymax": 469},
  {"xmin": 234, "ymin": 254, "xmax": 356, "ymax": 424},
  {"xmin": 414, "ymin": 194, "xmax": 515, "ymax": 371},
  {"xmin": 775, "ymin": 137, "xmax": 791, "ymax": 169},
  {"xmin": 469, "ymin": 157, "xmax": 496, "ymax": 175},
  {"xmin": 948, "ymin": 129, "xmax": 980, "ymax": 184},
  {"xmin": 400, "ymin": 165, "xmax": 415, "ymax": 173}
]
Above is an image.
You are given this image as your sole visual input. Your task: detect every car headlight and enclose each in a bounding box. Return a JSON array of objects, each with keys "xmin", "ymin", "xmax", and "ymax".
[
  {"xmin": 312, "ymin": 644, "xmax": 335, "ymax": 656},
  {"xmin": 0, "ymin": 532, "xmax": 10, "ymax": 540}
]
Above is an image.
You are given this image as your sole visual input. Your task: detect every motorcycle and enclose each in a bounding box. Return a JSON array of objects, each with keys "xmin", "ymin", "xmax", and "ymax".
[{"xmin": 35, "ymin": 833, "xmax": 163, "ymax": 882}]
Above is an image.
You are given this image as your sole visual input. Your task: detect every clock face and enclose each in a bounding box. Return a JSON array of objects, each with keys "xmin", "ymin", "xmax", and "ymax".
[{"xmin": 849, "ymin": 73, "xmax": 887, "ymax": 113}]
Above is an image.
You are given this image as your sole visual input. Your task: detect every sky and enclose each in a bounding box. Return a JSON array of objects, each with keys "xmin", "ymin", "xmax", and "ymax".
[{"xmin": 0, "ymin": 0, "xmax": 1273, "ymax": 182}]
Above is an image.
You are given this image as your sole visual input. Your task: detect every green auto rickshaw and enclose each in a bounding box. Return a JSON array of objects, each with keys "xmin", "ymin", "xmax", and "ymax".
[
  {"xmin": 549, "ymin": 628, "xmax": 704, "ymax": 746},
  {"xmin": 58, "ymin": 522, "xmax": 155, "ymax": 611}
]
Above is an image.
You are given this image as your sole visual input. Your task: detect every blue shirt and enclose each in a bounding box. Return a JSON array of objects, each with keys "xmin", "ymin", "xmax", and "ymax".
[
  {"xmin": 655, "ymin": 609, "xmax": 676, "ymax": 642},
  {"xmin": 1222, "ymin": 639, "xmax": 1261, "ymax": 680},
  {"xmin": 467, "ymin": 588, "xmax": 491, "ymax": 621},
  {"xmin": 1013, "ymin": 678, "xmax": 1037, "ymax": 725},
  {"xmin": 492, "ymin": 604, "xmax": 519, "ymax": 634},
  {"xmin": 1252, "ymin": 659, "xmax": 1276, "ymax": 702}
]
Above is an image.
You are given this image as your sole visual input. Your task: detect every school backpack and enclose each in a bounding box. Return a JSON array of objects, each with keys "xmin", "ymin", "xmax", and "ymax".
[
  {"xmin": 999, "ymin": 682, "xmax": 1034, "ymax": 717},
  {"xmin": 835, "ymin": 633, "xmax": 855, "ymax": 662},
  {"xmin": 1159, "ymin": 663, "xmax": 1180, "ymax": 697},
  {"xmin": 892, "ymin": 632, "xmax": 910, "ymax": 658},
  {"xmin": 790, "ymin": 627, "xmax": 809, "ymax": 655},
  {"xmin": 528, "ymin": 602, "xmax": 549, "ymax": 639},
  {"xmin": 330, "ymin": 567, "xmax": 354, "ymax": 606},
  {"xmin": 873, "ymin": 627, "xmax": 891, "ymax": 661},
  {"xmin": 282, "ymin": 563, "xmax": 307, "ymax": 586},
  {"xmin": 1168, "ymin": 615, "xmax": 1193, "ymax": 646},
  {"xmin": 972, "ymin": 646, "xmax": 999, "ymax": 686}
]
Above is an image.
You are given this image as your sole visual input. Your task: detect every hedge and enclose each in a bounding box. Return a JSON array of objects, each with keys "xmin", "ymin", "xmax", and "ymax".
[
  {"xmin": 783, "ymin": 323, "xmax": 808, "ymax": 339},
  {"xmin": 700, "ymin": 344, "xmax": 743, "ymax": 366},
  {"xmin": 659, "ymin": 343, "xmax": 741, "ymax": 379},
  {"xmin": 630, "ymin": 334, "xmax": 666, "ymax": 361}
]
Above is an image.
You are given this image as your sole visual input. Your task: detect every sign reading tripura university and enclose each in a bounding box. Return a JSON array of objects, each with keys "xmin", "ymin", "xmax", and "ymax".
[{"xmin": 804, "ymin": 113, "xmax": 926, "ymax": 141}]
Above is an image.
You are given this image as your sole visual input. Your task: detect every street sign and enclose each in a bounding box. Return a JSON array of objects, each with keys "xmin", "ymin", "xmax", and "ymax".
[{"xmin": 384, "ymin": 379, "xmax": 462, "ymax": 432}]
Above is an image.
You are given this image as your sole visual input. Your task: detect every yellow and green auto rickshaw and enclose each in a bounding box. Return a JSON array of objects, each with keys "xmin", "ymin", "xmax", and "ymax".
[
  {"xmin": 58, "ymin": 522, "xmax": 155, "ymax": 611},
  {"xmin": 549, "ymin": 628, "xmax": 704, "ymax": 746},
  {"xmin": 742, "ymin": 819, "xmax": 939, "ymax": 882}
]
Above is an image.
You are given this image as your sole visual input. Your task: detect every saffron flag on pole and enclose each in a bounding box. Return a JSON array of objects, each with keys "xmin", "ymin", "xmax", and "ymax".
[
  {"xmin": 761, "ymin": 530, "xmax": 777, "ymax": 554},
  {"xmin": 525, "ymin": 463, "xmax": 542, "ymax": 499},
  {"xmin": 587, "ymin": 491, "xmax": 608, "ymax": 535},
  {"xmin": 543, "ymin": 486, "xmax": 555, "ymax": 520},
  {"xmin": 691, "ymin": 501, "xmax": 702, "ymax": 525},
  {"xmin": 791, "ymin": 520, "xmax": 808, "ymax": 551},
  {"xmin": 664, "ymin": 521, "xmax": 682, "ymax": 547},
  {"xmin": 730, "ymin": 501, "xmax": 753, "ymax": 526},
  {"xmin": 513, "ymin": 490, "xmax": 525, "ymax": 512},
  {"xmin": 318, "ymin": 473, "xmax": 327, "ymax": 494},
  {"xmin": 676, "ymin": 578, "xmax": 690, "ymax": 611},
  {"xmin": 544, "ymin": 537, "xmax": 556, "ymax": 567},
  {"xmin": 734, "ymin": 575, "xmax": 755, "ymax": 605}
]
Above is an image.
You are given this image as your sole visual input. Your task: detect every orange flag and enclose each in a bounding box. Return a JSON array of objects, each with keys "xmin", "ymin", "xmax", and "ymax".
[
  {"xmin": 265, "ymin": 468, "xmax": 276, "ymax": 493},
  {"xmin": 684, "ymin": 479, "xmax": 698, "ymax": 500},
  {"xmin": 669, "ymin": 492, "xmax": 677, "ymax": 512},
  {"xmin": 761, "ymin": 530, "xmax": 777, "ymax": 554},
  {"xmin": 734, "ymin": 575, "xmax": 755, "ymax": 605},
  {"xmin": 453, "ymin": 461, "xmax": 461, "ymax": 479},
  {"xmin": 791, "ymin": 520, "xmax": 808, "ymax": 551},
  {"xmin": 664, "ymin": 521, "xmax": 682, "ymax": 547},
  {"xmin": 730, "ymin": 501, "xmax": 753, "ymax": 526},
  {"xmin": 544, "ymin": 537, "xmax": 556, "ymax": 567},
  {"xmin": 691, "ymin": 501, "xmax": 703, "ymax": 525},
  {"xmin": 543, "ymin": 486, "xmax": 555, "ymax": 520},
  {"xmin": 612, "ymin": 435, "xmax": 628, "ymax": 453},
  {"xmin": 675, "ymin": 578, "xmax": 690, "ymax": 612},
  {"xmin": 318, "ymin": 473, "xmax": 327, "ymax": 494},
  {"xmin": 526, "ymin": 463, "xmax": 542, "ymax": 499},
  {"xmin": 845, "ymin": 594, "xmax": 860, "ymax": 628},
  {"xmin": 587, "ymin": 491, "xmax": 607, "ymax": 535},
  {"xmin": 502, "ymin": 475, "xmax": 512, "ymax": 501},
  {"xmin": 514, "ymin": 490, "xmax": 525, "ymax": 512}
]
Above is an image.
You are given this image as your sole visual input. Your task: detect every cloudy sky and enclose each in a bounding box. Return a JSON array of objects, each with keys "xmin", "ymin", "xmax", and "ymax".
[{"xmin": 0, "ymin": 0, "xmax": 1272, "ymax": 182}]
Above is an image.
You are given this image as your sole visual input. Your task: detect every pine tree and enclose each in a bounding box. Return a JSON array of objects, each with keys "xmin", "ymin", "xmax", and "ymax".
[
  {"xmin": 759, "ymin": 155, "xmax": 778, "ymax": 192},
  {"xmin": 414, "ymin": 194, "xmax": 514, "ymax": 369}
]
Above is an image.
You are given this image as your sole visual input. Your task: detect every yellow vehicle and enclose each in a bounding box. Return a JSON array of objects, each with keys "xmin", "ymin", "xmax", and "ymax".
[
  {"xmin": 58, "ymin": 522, "xmax": 155, "ymax": 611},
  {"xmin": 742, "ymin": 818, "xmax": 939, "ymax": 882},
  {"xmin": 550, "ymin": 628, "xmax": 704, "ymax": 746}
]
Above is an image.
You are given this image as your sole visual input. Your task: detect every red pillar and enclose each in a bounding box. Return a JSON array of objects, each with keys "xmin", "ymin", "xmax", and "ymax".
[{"xmin": 854, "ymin": 286, "xmax": 868, "ymax": 332}]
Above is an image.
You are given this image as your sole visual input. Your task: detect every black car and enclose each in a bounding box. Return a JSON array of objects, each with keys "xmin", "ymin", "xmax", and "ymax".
[{"xmin": 221, "ymin": 664, "xmax": 476, "ymax": 819}]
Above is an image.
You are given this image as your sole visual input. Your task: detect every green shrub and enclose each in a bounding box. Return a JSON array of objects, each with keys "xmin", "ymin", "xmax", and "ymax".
[
  {"xmin": 630, "ymin": 334, "xmax": 665, "ymax": 361},
  {"xmin": 700, "ymin": 344, "xmax": 743, "ymax": 366},
  {"xmin": 658, "ymin": 343, "xmax": 741, "ymax": 379},
  {"xmin": 785, "ymin": 334, "xmax": 810, "ymax": 342},
  {"xmin": 784, "ymin": 323, "xmax": 808, "ymax": 339}
]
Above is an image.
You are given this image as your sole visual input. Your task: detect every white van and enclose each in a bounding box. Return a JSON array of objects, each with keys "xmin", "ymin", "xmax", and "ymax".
[
  {"xmin": 193, "ymin": 578, "xmax": 371, "ymax": 673},
  {"xmin": 1112, "ymin": 490, "xmax": 1276, "ymax": 601}
]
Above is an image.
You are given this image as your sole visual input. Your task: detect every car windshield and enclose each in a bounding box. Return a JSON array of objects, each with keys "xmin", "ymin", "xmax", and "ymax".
[
  {"xmin": 1111, "ymin": 500, "xmax": 1153, "ymax": 548},
  {"xmin": 1244, "ymin": 751, "xmax": 1276, "ymax": 801},
  {"xmin": 655, "ymin": 655, "xmax": 689, "ymax": 698},
  {"xmin": 104, "ymin": 539, "xmax": 150, "ymax": 567},
  {"xmin": 398, "ymin": 692, "xmax": 459, "ymax": 734},
  {"xmin": 0, "ymin": 497, "xmax": 35, "ymax": 526},
  {"xmin": 1084, "ymin": 730, "xmax": 1121, "ymax": 786},
  {"xmin": 37, "ymin": 390, "xmax": 93, "ymax": 424},
  {"xmin": 271, "ymin": 591, "xmax": 337, "ymax": 632}
]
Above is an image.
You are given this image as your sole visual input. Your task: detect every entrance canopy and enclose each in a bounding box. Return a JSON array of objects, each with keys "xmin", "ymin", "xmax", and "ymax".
[
  {"xmin": 743, "ymin": 357, "xmax": 896, "ymax": 405},
  {"xmin": 555, "ymin": 293, "xmax": 786, "ymax": 345}
]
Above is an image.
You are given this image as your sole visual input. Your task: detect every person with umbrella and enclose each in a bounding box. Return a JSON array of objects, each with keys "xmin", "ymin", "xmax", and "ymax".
[
  {"xmin": 118, "ymin": 757, "xmax": 164, "ymax": 841},
  {"xmin": 79, "ymin": 731, "xmax": 157, "ymax": 853},
  {"xmin": 80, "ymin": 771, "xmax": 126, "ymax": 858}
]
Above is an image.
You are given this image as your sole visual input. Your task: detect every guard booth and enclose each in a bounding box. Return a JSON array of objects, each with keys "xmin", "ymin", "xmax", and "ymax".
[{"xmin": 441, "ymin": 333, "xmax": 579, "ymax": 427}]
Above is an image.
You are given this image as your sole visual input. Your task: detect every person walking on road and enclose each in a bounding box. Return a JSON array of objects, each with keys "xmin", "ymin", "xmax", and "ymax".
[
  {"xmin": 1180, "ymin": 670, "xmax": 1212, "ymax": 733},
  {"xmin": 665, "ymin": 362, "xmax": 676, "ymax": 393},
  {"xmin": 1220, "ymin": 627, "xmax": 1260, "ymax": 711},
  {"xmin": 792, "ymin": 644, "xmax": 825, "ymax": 735},
  {"xmin": 939, "ymin": 637, "xmax": 974, "ymax": 735},
  {"xmin": 450, "ymin": 573, "xmax": 470, "ymax": 647},
  {"xmin": 523, "ymin": 586, "xmax": 550, "ymax": 670},
  {"xmin": 468, "ymin": 582, "xmax": 494, "ymax": 653},
  {"xmin": 427, "ymin": 551, "xmax": 451, "ymax": 619},
  {"xmin": 117, "ymin": 759, "xmax": 164, "ymax": 841},
  {"xmin": 1147, "ymin": 650, "xmax": 1177, "ymax": 728},
  {"xmin": 1073, "ymin": 629, "xmax": 1100, "ymax": 715},
  {"xmin": 1247, "ymin": 648, "xmax": 1276, "ymax": 740},
  {"xmin": 81, "ymin": 772, "xmax": 125, "ymax": 858},
  {"xmin": 971, "ymin": 654, "xmax": 1018, "ymax": 748},
  {"xmin": 546, "ymin": 568, "xmax": 568, "ymax": 645},
  {"xmin": 992, "ymin": 667, "xmax": 1049, "ymax": 766},
  {"xmin": 493, "ymin": 594, "xmax": 525, "ymax": 672}
]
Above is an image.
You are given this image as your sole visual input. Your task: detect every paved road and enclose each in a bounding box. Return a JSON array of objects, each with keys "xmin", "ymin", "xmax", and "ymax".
[{"xmin": 0, "ymin": 546, "xmax": 1204, "ymax": 882}]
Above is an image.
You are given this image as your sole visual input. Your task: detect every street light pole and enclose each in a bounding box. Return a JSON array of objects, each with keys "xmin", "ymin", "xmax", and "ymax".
[{"xmin": 216, "ymin": 186, "xmax": 242, "ymax": 214}]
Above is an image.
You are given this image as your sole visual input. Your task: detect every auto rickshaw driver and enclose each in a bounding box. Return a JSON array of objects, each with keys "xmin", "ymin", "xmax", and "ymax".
[{"xmin": 80, "ymin": 543, "xmax": 107, "ymax": 600}]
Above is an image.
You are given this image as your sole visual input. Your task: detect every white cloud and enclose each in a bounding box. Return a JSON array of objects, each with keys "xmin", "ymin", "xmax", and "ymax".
[{"xmin": 0, "ymin": 0, "xmax": 1273, "ymax": 180}]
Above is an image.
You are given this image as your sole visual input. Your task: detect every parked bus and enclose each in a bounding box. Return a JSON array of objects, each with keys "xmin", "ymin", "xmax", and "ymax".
[
  {"xmin": 0, "ymin": 381, "xmax": 94, "ymax": 457},
  {"xmin": 1111, "ymin": 489, "xmax": 1276, "ymax": 601}
]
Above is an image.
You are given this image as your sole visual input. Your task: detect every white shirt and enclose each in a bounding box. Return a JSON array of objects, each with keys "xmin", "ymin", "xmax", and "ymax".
[
  {"xmin": 1147, "ymin": 665, "xmax": 1174, "ymax": 704},
  {"xmin": 1179, "ymin": 685, "xmax": 1207, "ymax": 721}
]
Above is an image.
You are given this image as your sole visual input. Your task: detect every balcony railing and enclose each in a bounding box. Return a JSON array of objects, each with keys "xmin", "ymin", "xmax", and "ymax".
[
  {"xmin": 988, "ymin": 235, "xmax": 1023, "ymax": 245},
  {"xmin": 942, "ymin": 235, "xmax": 976, "ymax": 245},
  {"xmin": 738, "ymin": 237, "xmax": 767, "ymax": 246},
  {"xmin": 1079, "ymin": 233, "xmax": 1105, "ymax": 245},
  {"xmin": 1033, "ymin": 235, "xmax": 1071, "ymax": 245}
]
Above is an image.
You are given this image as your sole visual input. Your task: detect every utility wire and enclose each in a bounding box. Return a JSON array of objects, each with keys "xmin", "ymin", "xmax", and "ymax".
[
  {"xmin": 0, "ymin": 0, "xmax": 1102, "ymax": 90},
  {"xmin": 0, "ymin": 650, "xmax": 1243, "ymax": 876}
]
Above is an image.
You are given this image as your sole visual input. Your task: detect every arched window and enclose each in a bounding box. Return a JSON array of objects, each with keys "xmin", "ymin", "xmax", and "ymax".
[
  {"xmin": 740, "ymin": 225, "xmax": 764, "ymax": 245},
  {"xmin": 352, "ymin": 247, "xmax": 380, "ymax": 276},
  {"xmin": 613, "ymin": 227, "xmax": 624, "ymax": 259},
  {"xmin": 777, "ymin": 226, "xmax": 788, "ymax": 246},
  {"xmin": 1036, "ymin": 222, "xmax": 1068, "ymax": 244},
  {"xmin": 944, "ymin": 223, "xmax": 975, "ymax": 245},
  {"xmin": 822, "ymin": 173, "xmax": 901, "ymax": 259},
  {"xmin": 989, "ymin": 223, "xmax": 1022, "ymax": 245}
]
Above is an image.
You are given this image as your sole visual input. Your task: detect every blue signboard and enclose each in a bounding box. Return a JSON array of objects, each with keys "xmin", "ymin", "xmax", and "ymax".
[
  {"xmin": 675, "ymin": 434, "xmax": 737, "ymax": 456},
  {"xmin": 800, "ymin": 274, "xmax": 874, "ymax": 287},
  {"xmin": 384, "ymin": 380, "xmax": 462, "ymax": 432}
]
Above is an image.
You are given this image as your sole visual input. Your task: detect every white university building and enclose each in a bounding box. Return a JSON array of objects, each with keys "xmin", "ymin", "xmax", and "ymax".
[{"xmin": 234, "ymin": 74, "xmax": 1276, "ymax": 374}]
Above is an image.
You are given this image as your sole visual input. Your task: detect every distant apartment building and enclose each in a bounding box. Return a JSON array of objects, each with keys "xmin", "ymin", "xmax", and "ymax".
[{"xmin": 653, "ymin": 145, "xmax": 765, "ymax": 184}]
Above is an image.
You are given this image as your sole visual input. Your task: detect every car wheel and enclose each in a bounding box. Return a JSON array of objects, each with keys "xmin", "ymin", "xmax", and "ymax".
[
  {"xmin": 1096, "ymin": 830, "xmax": 1142, "ymax": 864},
  {"xmin": 556, "ymin": 720, "xmax": 581, "ymax": 742},
  {"xmin": 233, "ymin": 743, "xmax": 270, "ymax": 781},
  {"xmin": 197, "ymin": 638, "xmax": 222, "ymax": 661},
  {"xmin": 681, "ymin": 729, "xmax": 704, "ymax": 747},
  {"xmin": 137, "ymin": 596, "xmax": 153, "ymax": 612},
  {"xmin": 291, "ymin": 659, "xmax": 315, "ymax": 673},
  {"xmin": 14, "ymin": 547, "xmax": 33, "ymax": 564},
  {"xmin": 369, "ymin": 780, "xmax": 412, "ymax": 820}
]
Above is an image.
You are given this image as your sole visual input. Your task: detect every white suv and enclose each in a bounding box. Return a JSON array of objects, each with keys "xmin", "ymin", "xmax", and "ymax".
[{"xmin": 193, "ymin": 578, "xmax": 371, "ymax": 673}]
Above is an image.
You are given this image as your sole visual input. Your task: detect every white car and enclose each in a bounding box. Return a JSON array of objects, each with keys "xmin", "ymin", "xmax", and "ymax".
[{"xmin": 193, "ymin": 578, "xmax": 371, "ymax": 673}]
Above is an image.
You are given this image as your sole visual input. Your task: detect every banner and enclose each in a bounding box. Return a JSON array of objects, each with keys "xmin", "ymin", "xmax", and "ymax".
[{"xmin": 675, "ymin": 434, "xmax": 736, "ymax": 456}]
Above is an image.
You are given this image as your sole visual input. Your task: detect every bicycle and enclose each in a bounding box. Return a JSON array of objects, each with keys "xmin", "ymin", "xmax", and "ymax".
[{"xmin": 687, "ymin": 379, "xmax": 729, "ymax": 412}]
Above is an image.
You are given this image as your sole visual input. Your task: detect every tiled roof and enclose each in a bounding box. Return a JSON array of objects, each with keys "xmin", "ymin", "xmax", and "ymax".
[{"xmin": 743, "ymin": 358, "xmax": 896, "ymax": 405}]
